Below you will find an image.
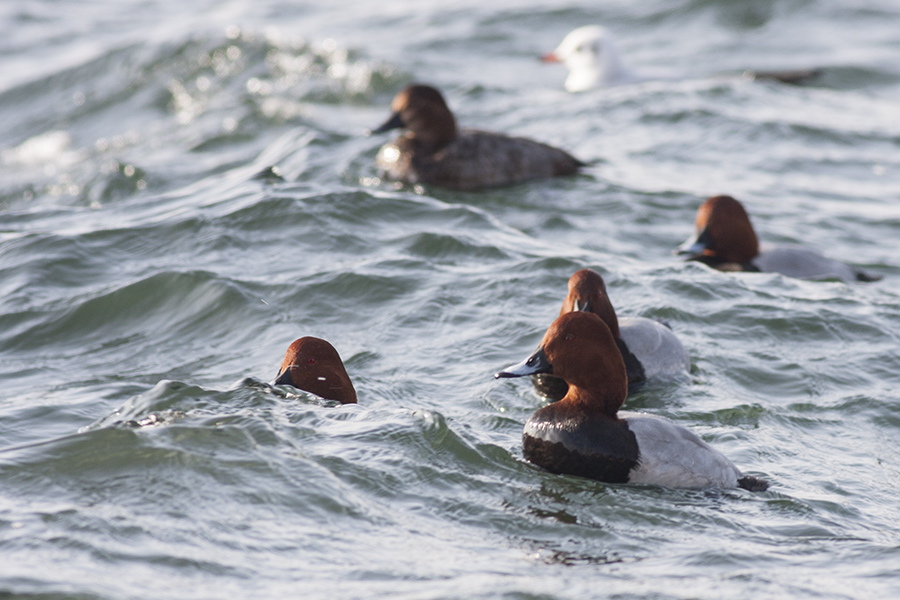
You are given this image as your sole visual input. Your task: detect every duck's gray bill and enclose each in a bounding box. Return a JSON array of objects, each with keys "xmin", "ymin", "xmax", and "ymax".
[{"xmin": 494, "ymin": 347, "xmax": 552, "ymax": 379}]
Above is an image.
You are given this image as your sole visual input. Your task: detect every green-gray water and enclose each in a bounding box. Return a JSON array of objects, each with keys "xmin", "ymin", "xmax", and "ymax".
[{"xmin": 2, "ymin": 1, "xmax": 899, "ymax": 598}]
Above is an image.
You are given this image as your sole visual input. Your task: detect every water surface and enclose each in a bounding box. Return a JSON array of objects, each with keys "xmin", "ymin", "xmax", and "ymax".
[{"xmin": 2, "ymin": 1, "xmax": 900, "ymax": 598}]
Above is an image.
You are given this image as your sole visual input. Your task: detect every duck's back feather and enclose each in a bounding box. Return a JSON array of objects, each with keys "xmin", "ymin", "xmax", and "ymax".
[
  {"xmin": 623, "ymin": 412, "xmax": 742, "ymax": 488},
  {"xmin": 378, "ymin": 129, "xmax": 583, "ymax": 191},
  {"xmin": 618, "ymin": 317, "xmax": 690, "ymax": 380},
  {"xmin": 752, "ymin": 244, "xmax": 865, "ymax": 283}
]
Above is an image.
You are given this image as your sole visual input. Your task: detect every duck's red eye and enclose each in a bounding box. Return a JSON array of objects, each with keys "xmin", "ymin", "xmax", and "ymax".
[
  {"xmin": 565, "ymin": 334, "xmax": 574, "ymax": 342},
  {"xmin": 307, "ymin": 357, "xmax": 316, "ymax": 364}
]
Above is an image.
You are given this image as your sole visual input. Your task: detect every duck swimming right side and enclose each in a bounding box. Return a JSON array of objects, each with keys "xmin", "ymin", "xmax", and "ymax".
[
  {"xmin": 532, "ymin": 268, "xmax": 690, "ymax": 400},
  {"xmin": 497, "ymin": 311, "xmax": 767, "ymax": 491},
  {"xmin": 677, "ymin": 195, "xmax": 881, "ymax": 283}
]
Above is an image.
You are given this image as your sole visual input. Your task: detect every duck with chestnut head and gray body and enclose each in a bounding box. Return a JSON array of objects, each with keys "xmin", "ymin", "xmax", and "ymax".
[
  {"xmin": 677, "ymin": 195, "xmax": 881, "ymax": 283},
  {"xmin": 497, "ymin": 311, "xmax": 767, "ymax": 491},
  {"xmin": 532, "ymin": 268, "xmax": 690, "ymax": 400}
]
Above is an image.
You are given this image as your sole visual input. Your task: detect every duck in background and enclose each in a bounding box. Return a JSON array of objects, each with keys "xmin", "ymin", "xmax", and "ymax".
[
  {"xmin": 542, "ymin": 25, "xmax": 819, "ymax": 92},
  {"xmin": 273, "ymin": 337, "xmax": 357, "ymax": 404},
  {"xmin": 496, "ymin": 311, "xmax": 768, "ymax": 491},
  {"xmin": 370, "ymin": 84, "xmax": 585, "ymax": 190},
  {"xmin": 532, "ymin": 268, "xmax": 690, "ymax": 400},
  {"xmin": 677, "ymin": 195, "xmax": 881, "ymax": 283}
]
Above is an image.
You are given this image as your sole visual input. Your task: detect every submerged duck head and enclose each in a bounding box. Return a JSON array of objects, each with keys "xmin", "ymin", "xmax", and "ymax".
[
  {"xmin": 677, "ymin": 195, "xmax": 760, "ymax": 266},
  {"xmin": 496, "ymin": 311, "xmax": 627, "ymax": 417},
  {"xmin": 273, "ymin": 337, "xmax": 357, "ymax": 404},
  {"xmin": 372, "ymin": 84, "xmax": 457, "ymax": 148}
]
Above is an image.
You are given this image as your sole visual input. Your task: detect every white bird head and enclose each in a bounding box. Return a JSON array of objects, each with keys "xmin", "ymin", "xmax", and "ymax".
[{"xmin": 543, "ymin": 25, "xmax": 636, "ymax": 92}]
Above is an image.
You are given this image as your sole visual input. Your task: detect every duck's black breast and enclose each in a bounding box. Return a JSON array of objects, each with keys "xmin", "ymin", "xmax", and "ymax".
[{"xmin": 523, "ymin": 410, "xmax": 639, "ymax": 483}]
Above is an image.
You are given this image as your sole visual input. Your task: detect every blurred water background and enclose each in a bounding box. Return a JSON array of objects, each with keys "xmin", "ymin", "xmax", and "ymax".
[{"xmin": 1, "ymin": 1, "xmax": 900, "ymax": 598}]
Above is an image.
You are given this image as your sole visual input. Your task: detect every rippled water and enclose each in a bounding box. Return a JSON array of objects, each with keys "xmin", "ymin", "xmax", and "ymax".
[{"xmin": 2, "ymin": 1, "xmax": 900, "ymax": 598}]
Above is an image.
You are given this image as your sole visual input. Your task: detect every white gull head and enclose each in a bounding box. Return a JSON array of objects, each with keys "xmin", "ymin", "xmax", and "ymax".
[{"xmin": 543, "ymin": 25, "xmax": 641, "ymax": 92}]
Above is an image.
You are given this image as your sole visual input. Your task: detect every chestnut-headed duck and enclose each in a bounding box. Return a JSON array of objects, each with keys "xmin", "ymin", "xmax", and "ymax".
[
  {"xmin": 532, "ymin": 268, "xmax": 690, "ymax": 400},
  {"xmin": 542, "ymin": 25, "xmax": 818, "ymax": 92},
  {"xmin": 496, "ymin": 311, "xmax": 767, "ymax": 490},
  {"xmin": 273, "ymin": 337, "xmax": 357, "ymax": 404},
  {"xmin": 371, "ymin": 84, "xmax": 585, "ymax": 190},
  {"xmin": 677, "ymin": 195, "xmax": 881, "ymax": 283}
]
